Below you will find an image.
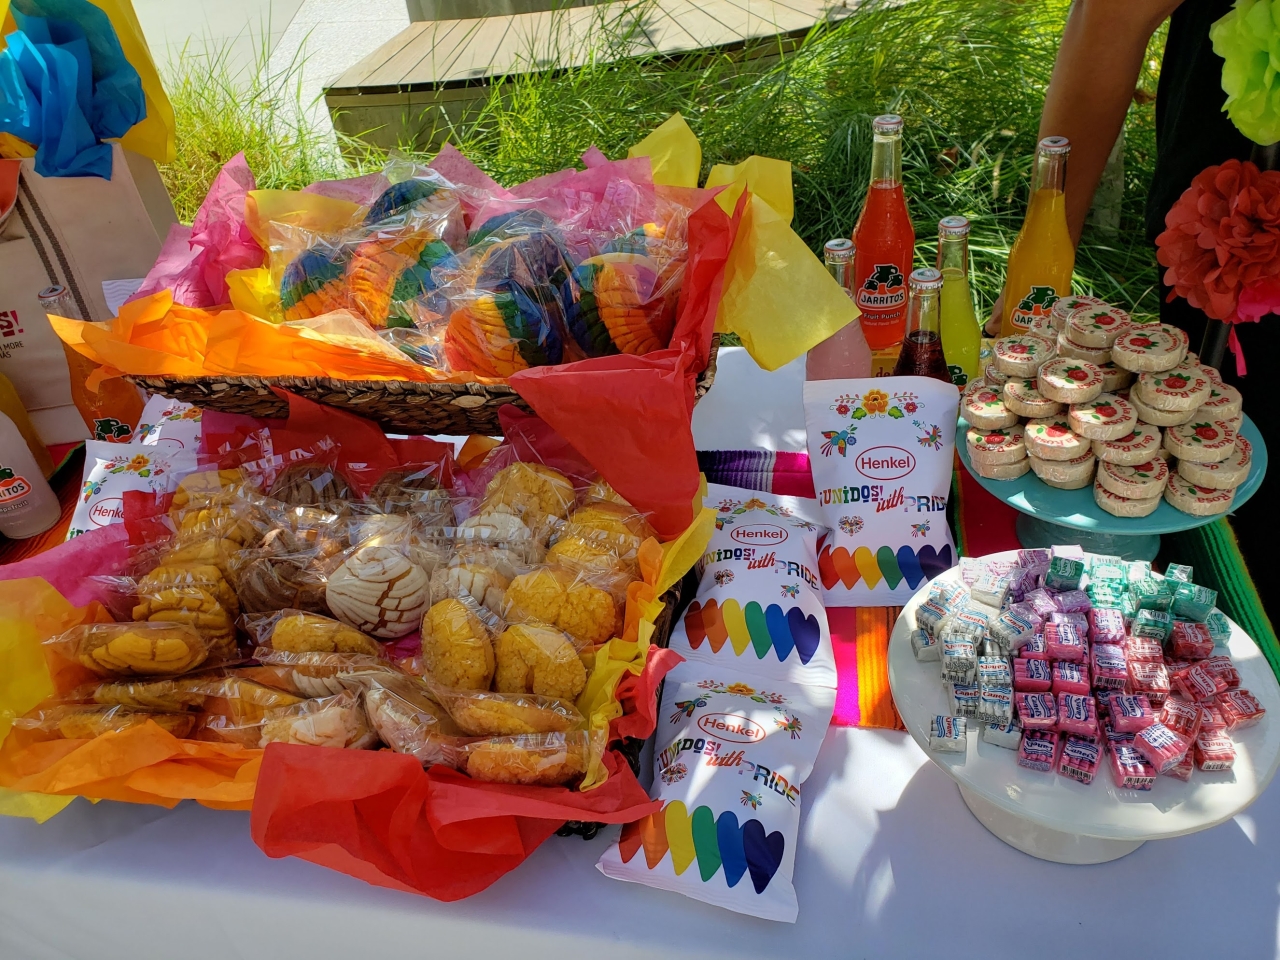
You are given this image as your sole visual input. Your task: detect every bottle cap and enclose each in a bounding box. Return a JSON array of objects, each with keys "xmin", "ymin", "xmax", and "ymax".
[
  {"xmin": 938, "ymin": 215, "xmax": 970, "ymax": 238},
  {"xmin": 823, "ymin": 238, "xmax": 854, "ymax": 262},
  {"xmin": 873, "ymin": 114, "xmax": 904, "ymax": 136},
  {"xmin": 37, "ymin": 284, "xmax": 68, "ymax": 303},
  {"xmin": 909, "ymin": 267, "xmax": 943, "ymax": 290},
  {"xmin": 1038, "ymin": 136, "xmax": 1071, "ymax": 155}
]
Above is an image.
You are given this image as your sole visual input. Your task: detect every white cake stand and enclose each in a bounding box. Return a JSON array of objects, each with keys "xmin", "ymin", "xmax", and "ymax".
[{"xmin": 886, "ymin": 550, "xmax": 1280, "ymax": 863}]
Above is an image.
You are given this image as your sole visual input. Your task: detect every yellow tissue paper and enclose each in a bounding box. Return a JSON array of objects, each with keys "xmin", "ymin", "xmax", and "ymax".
[
  {"xmin": 706, "ymin": 155, "xmax": 795, "ymax": 224},
  {"xmin": 225, "ymin": 266, "xmax": 283, "ymax": 324},
  {"xmin": 245, "ymin": 190, "xmax": 363, "ymax": 249},
  {"xmin": 627, "ymin": 112, "xmax": 702, "ymax": 189}
]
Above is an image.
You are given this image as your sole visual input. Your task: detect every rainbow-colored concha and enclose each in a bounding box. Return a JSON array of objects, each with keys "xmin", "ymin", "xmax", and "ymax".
[
  {"xmin": 279, "ymin": 245, "xmax": 351, "ymax": 320},
  {"xmin": 570, "ymin": 252, "xmax": 676, "ymax": 356}
]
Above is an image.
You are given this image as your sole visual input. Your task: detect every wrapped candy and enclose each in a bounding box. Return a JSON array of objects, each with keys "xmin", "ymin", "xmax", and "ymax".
[
  {"xmin": 915, "ymin": 599, "xmax": 949, "ymax": 637},
  {"xmin": 1015, "ymin": 692, "xmax": 1057, "ymax": 729},
  {"xmin": 1055, "ymin": 590, "xmax": 1092, "ymax": 614},
  {"xmin": 1014, "ymin": 657, "xmax": 1052, "ymax": 693},
  {"xmin": 1058, "ymin": 735, "xmax": 1101, "ymax": 785},
  {"xmin": 1164, "ymin": 563, "xmax": 1194, "ymax": 583},
  {"xmin": 1199, "ymin": 702, "xmax": 1228, "ymax": 733},
  {"xmin": 1056, "ymin": 693, "xmax": 1098, "ymax": 738},
  {"xmin": 977, "ymin": 657, "xmax": 1013, "ymax": 688},
  {"xmin": 1202, "ymin": 655, "xmax": 1240, "ymax": 690},
  {"xmin": 1170, "ymin": 621, "xmax": 1215, "ymax": 660},
  {"xmin": 1108, "ymin": 693, "xmax": 1156, "ymax": 734},
  {"xmin": 1019, "ymin": 633, "xmax": 1048, "ymax": 661},
  {"xmin": 1132, "ymin": 609, "xmax": 1173, "ymax": 642},
  {"xmin": 1052, "ymin": 661, "xmax": 1091, "ymax": 696},
  {"xmin": 1172, "ymin": 663, "xmax": 1228, "ymax": 703},
  {"xmin": 1044, "ymin": 556, "xmax": 1085, "ymax": 591},
  {"xmin": 1108, "ymin": 739, "xmax": 1158, "ymax": 790},
  {"xmin": 1172, "ymin": 582, "xmax": 1217, "ymax": 623},
  {"xmin": 1126, "ymin": 636, "xmax": 1165, "ymax": 663},
  {"xmin": 1159, "ymin": 697, "xmax": 1204, "ymax": 741},
  {"xmin": 1089, "ymin": 608, "xmax": 1127, "ymax": 645},
  {"xmin": 983, "ymin": 719, "xmax": 1023, "ymax": 750},
  {"xmin": 1023, "ymin": 589, "xmax": 1059, "ymax": 619},
  {"xmin": 911, "ymin": 628, "xmax": 941, "ymax": 661},
  {"xmin": 971, "ymin": 570, "xmax": 1014, "ymax": 608},
  {"xmin": 929, "ymin": 715, "xmax": 968, "ymax": 753},
  {"xmin": 1164, "ymin": 749, "xmax": 1195, "ymax": 782},
  {"xmin": 1217, "ymin": 689, "xmax": 1266, "ymax": 731},
  {"xmin": 1018, "ymin": 730, "xmax": 1063, "ymax": 772},
  {"xmin": 1045, "ymin": 621, "xmax": 1086, "ymax": 662},
  {"xmin": 979, "ymin": 686, "xmax": 1014, "ymax": 725},
  {"xmin": 991, "ymin": 605, "xmax": 1039, "ymax": 648},
  {"xmin": 1128, "ymin": 660, "xmax": 1171, "ymax": 705},
  {"xmin": 950, "ymin": 681, "xmax": 981, "ymax": 720},
  {"xmin": 1205, "ymin": 609, "xmax": 1233, "ymax": 646},
  {"xmin": 1132, "ymin": 722, "xmax": 1191, "ymax": 774},
  {"xmin": 1134, "ymin": 577, "xmax": 1175, "ymax": 612},
  {"xmin": 1092, "ymin": 644, "xmax": 1128, "ymax": 690},
  {"xmin": 942, "ymin": 637, "xmax": 978, "ymax": 684},
  {"xmin": 1194, "ymin": 731, "xmax": 1236, "ymax": 771}
]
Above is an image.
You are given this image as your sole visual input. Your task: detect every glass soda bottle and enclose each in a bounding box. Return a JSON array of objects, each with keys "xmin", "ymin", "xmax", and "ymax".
[
  {"xmin": 852, "ymin": 115, "xmax": 915, "ymax": 350},
  {"xmin": 0, "ymin": 372, "xmax": 54, "ymax": 478},
  {"xmin": 0, "ymin": 410, "xmax": 62, "ymax": 538},
  {"xmin": 999, "ymin": 136, "xmax": 1076, "ymax": 336},
  {"xmin": 806, "ymin": 238, "xmax": 873, "ymax": 380},
  {"xmin": 936, "ymin": 216, "xmax": 981, "ymax": 386},
  {"xmin": 892, "ymin": 268, "xmax": 951, "ymax": 383}
]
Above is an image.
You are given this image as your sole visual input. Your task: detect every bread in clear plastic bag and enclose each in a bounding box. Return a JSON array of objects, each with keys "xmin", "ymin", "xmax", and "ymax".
[
  {"xmin": 478, "ymin": 461, "xmax": 576, "ymax": 537},
  {"xmin": 249, "ymin": 647, "xmax": 399, "ymax": 699},
  {"xmin": 583, "ymin": 477, "xmax": 632, "ymax": 509},
  {"xmin": 184, "ymin": 673, "xmax": 308, "ymax": 726},
  {"xmin": 76, "ymin": 677, "xmax": 207, "ymax": 712},
  {"xmin": 344, "ymin": 510, "xmax": 455, "ymax": 578},
  {"xmin": 493, "ymin": 621, "xmax": 587, "ymax": 701},
  {"xmin": 462, "ymin": 731, "xmax": 591, "ymax": 785},
  {"xmin": 432, "ymin": 685, "xmax": 583, "ymax": 737},
  {"xmin": 234, "ymin": 502, "xmax": 347, "ymax": 615},
  {"xmin": 206, "ymin": 689, "xmax": 379, "ymax": 750},
  {"xmin": 131, "ymin": 579, "xmax": 239, "ymax": 659},
  {"xmin": 52, "ymin": 622, "xmax": 213, "ymax": 677},
  {"xmin": 568, "ymin": 252, "xmax": 678, "ymax": 357},
  {"xmin": 15, "ymin": 704, "xmax": 197, "ymax": 740},
  {"xmin": 429, "ymin": 555, "xmax": 509, "ymax": 613},
  {"xmin": 362, "ymin": 673, "xmax": 465, "ymax": 767},
  {"xmin": 170, "ymin": 468, "xmax": 256, "ymax": 515},
  {"xmin": 325, "ymin": 542, "xmax": 429, "ymax": 638},
  {"xmin": 502, "ymin": 564, "xmax": 621, "ymax": 648},
  {"xmin": 419, "ymin": 596, "xmax": 496, "ymax": 691},
  {"xmin": 267, "ymin": 456, "xmax": 355, "ymax": 511},
  {"xmin": 240, "ymin": 608, "xmax": 382, "ymax": 657}
]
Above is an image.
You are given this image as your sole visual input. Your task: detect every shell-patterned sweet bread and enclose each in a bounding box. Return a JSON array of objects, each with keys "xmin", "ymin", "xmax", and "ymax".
[
  {"xmin": 74, "ymin": 623, "xmax": 210, "ymax": 677},
  {"xmin": 570, "ymin": 252, "xmax": 677, "ymax": 357},
  {"xmin": 325, "ymin": 545, "xmax": 429, "ymax": 638},
  {"xmin": 443, "ymin": 690, "xmax": 582, "ymax": 737},
  {"xmin": 269, "ymin": 610, "xmax": 382, "ymax": 657}
]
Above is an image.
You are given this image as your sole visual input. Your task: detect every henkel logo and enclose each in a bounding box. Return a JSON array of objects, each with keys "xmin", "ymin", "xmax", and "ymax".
[
  {"xmin": 856, "ymin": 445, "xmax": 916, "ymax": 480},
  {"xmin": 696, "ymin": 713, "xmax": 766, "ymax": 743},
  {"xmin": 730, "ymin": 523, "xmax": 788, "ymax": 546},
  {"xmin": 88, "ymin": 496, "xmax": 125, "ymax": 526}
]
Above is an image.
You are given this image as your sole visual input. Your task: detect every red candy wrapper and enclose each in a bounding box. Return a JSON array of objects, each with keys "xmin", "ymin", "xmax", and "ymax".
[
  {"xmin": 1217, "ymin": 689, "xmax": 1266, "ymax": 732},
  {"xmin": 1107, "ymin": 693, "xmax": 1156, "ymax": 734},
  {"xmin": 1126, "ymin": 636, "xmax": 1165, "ymax": 663},
  {"xmin": 1045, "ymin": 620, "xmax": 1086, "ymax": 662},
  {"xmin": 1013, "ymin": 657, "xmax": 1053, "ymax": 693},
  {"xmin": 1015, "ymin": 692, "xmax": 1058, "ymax": 729},
  {"xmin": 1169, "ymin": 621, "xmax": 1214, "ymax": 661},
  {"xmin": 1133, "ymin": 722, "xmax": 1191, "ymax": 774},
  {"xmin": 1057, "ymin": 692, "xmax": 1099, "ymax": 738},
  {"xmin": 1199, "ymin": 703, "xmax": 1228, "ymax": 733},
  {"xmin": 1108, "ymin": 739, "xmax": 1157, "ymax": 791},
  {"xmin": 1172, "ymin": 663, "xmax": 1228, "ymax": 704},
  {"xmin": 1052, "ymin": 660, "xmax": 1091, "ymax": 696},
  {"xmin": 1019, "ymin": 634, "xmax": 1049, "ymax": 661},
  {"xmin": 1202, "ymin": 656, "xmax": 1240, "ymax": 691},
  {"xmin": 1128, "ymin": 660, "xmax": 1171, "ymax": 706},
  {"xmin": 1195, "ymin": 731, "xmax": 1236, "ymax": 771},
  {"xmin": 1159, "ymin": 697, "xmax": 1204, "ymax": 741},
  {"xmin": 1164, "ymin": 749, "xmax": 1195, "ymax": 781},
  {"xmin": 1092, "ymin": 644, "xmax": 1128, "ymax": 691},
  {"xmin": 1089, "ymin": 608, "xmax": 1126, "ymax": 646}
]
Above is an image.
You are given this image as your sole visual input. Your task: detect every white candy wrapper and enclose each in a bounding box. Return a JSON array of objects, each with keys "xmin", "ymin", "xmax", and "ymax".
[
  {"xmin": 804, "ymin": 377, "xmax": 960, "ymax": 606},
  {"xmin": 135, "ymin": 395, "xmax": 202, "ymax": 472},
  {"xmin": 666, "ymin": 484, "xmax": 835, "ymax": 689},
  {"xmin": 597, "ymin": 679, "xmax": 833, "ymax": 923},
  {"xmin": 66, "ymin": 440, "xmax": 186, "ymax": 541}
]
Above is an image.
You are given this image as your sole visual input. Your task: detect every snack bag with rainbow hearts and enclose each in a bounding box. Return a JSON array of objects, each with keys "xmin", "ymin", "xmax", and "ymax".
[
  {"xmin": 803, "ymin": 377, "xmax": 960, "ymax": 606},
  {"xmin": 665, "ymin": 484, "xmax": 835, "ymax": 689},
  {"xmin": 597, "ymin": 679, "xmax": 833, "ymax": 922}
]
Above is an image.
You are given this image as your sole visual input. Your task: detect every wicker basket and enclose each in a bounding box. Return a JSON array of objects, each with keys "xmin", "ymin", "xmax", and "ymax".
[{"xmin": 128, "ymin": 336, "xmax": 720, "ymax": 436}]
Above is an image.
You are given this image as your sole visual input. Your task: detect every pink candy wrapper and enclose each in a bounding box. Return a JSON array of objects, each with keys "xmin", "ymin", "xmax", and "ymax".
[
  {"xmin": 1195, "ymin": 731, "xmax": 1236, "ymax": 771},
  {"xmin": 1128, "ymin": 661, "xmax": 1171, "ymax": 705},
  {"xmin": 1013, "ymin": 657, "xmax": 1052, "ymax": 693},
  {"xmin": 1172, "ymin": 664, "xmax": 1228, "ymax": 704},
  {"xmin": 1018, "ymin": 730, "xmax": 1063, "ymax": 772},
  {"xmin": 1092, "ymin": 644, "xmax": 1128, "ymax": 690},
  {"xmin": 1107, "ymin": 693, "xmax": 1155, "ymax": 734},
  {"xmin": 1057, "ymin": 693, "xmax": 1099, "ymax": 737},
  {"xmin": 1169, "ymin": 621, "xmax": 1214, "ymax": 660},
  {"xmin": 1019, "ymin": 634, "xmax": 1049, "ymax": 661},
  {"xmin": 1126, "ymin": 637, "xmax": 1165, "ymax": 663},
  {"xmin": 1052, "ymin": 661, "xmax": 1090, "ymax": 697},
  {"xmin": 1164, "ymin": 749, "xmax": 1195, "ymax": 781},
  {"xmin": 1015, "ymin": 692, "xmax": 1057, "ymax": 729},
  {"xmin": 1089, "ymin": 608, "xmax": 1126, "ymax": 645},
  {"xmin": 1133, "ymin": 722, "xmax": 1191, "ymax": 774},
  {"xmin": 1045, "ymin": 620, "xmax": 1086, "ymax": 662},
  {"xmin": 1108, "ymin": 739, "xmax": 1157, "ymax": 790},
  {"xmin": 1023, "ymin": 589, "xmax": 1059, "ymax": 619},
  {"xmin": 1159, "ymin": 697, "xmax": 1204, "ymax": 741},
  {"xmin": 1217, "ymin": 689, "xmax": 1266, "ymax": 731},
  {"xmin": 1199, "ymin": 703, "xmax": 1227, "ymax": 733},
  {"xmin": 1202, "ymin": 656, "xmax": 1240, "ymax": 690},
  {"xmin": 1059, "ymin": 734, "xmax": 1101, "ymax": 785}
]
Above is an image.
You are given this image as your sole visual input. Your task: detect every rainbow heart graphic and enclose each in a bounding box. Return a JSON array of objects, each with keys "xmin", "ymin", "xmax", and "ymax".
[
  {"xmin": 684, "ymin": 599, "xmax": 822, "ymax": 664},
  {"xmin": 818, "ymin": 542, "xmax": 952, "ymax": 592},
  {"xmin": 619, "ymin": 802, "xmax": 785, "ymax": 894}
]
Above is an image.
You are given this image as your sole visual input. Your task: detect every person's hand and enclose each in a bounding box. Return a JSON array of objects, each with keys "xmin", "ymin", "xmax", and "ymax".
[{"xmin": 984, "ymin": 293, "xmax": 1004, "ymax": 336}]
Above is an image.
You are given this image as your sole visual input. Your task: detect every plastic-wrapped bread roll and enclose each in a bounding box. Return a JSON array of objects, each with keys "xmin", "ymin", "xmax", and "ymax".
[
  {"xmin": 1094, "ymin": 481, "xmax": 1160, "ymax": 517},
  {"xmin": 1067, "ymin": 393, "xmax": 1136, "ymax": 441},
  {"xmin": 325, "ymin": 545, "xmax": 429, "ymax": 638},
  {"xmin": 1024, "ymin": 416, "xmax": 1090, "ymax": 461},
  {"xmin": 1163, "ymin": 420, "xmax": 1237, "ymax": 464},
  {"xmin": 1097, "ymin": 458, "xmax": 1169, "ymax": 500},
  {"xmin": 1164, "ymin": 473, "xmax": 1235, "ymax": 516},
  {"xmin": 1177, "ymin": 437, "xmax": 1251, "ymax": 489},
  {"xmin": 1037, "ymin": 358, "xmax": 1104, "ymax": 404},
  {"xmin": 1029, "ymin": 451, "xmax": 1096, "ymax": 489}
]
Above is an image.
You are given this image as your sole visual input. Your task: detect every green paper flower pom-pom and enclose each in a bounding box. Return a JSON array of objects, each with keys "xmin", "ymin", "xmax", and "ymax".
[{"xmin": 1211, "ymin": 0, "xmax": 1280, "ymax": 145}]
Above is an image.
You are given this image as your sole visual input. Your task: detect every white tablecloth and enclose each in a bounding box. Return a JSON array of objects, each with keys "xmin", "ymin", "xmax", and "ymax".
[{"xmin": 4, "ymin": 346, "xmax": 1280, "ymax": 958}]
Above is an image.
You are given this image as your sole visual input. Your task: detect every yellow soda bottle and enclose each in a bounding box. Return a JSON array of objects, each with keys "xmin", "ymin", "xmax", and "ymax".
[
  {"xmin": 936, "ymin": 216, "xmax": 980, "ymax": 385},
  {"xmin": 999, "ymin": 136, "xmax": 1075, "ymax": 336}
]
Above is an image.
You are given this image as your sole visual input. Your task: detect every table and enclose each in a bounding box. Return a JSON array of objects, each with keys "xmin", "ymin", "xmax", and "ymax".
[{"xmin": 4, "ymin": 347, "xmax": 1280, "ymax": 958}]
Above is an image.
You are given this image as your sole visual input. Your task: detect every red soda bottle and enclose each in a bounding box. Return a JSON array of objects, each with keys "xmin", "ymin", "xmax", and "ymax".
[
  {"xmin": 892, "ymin": 268, "xmax": 951, "ymax": 382},
  {"xmin": 852, "ymin": 115, "xmax": 915, "ymax": 350}
]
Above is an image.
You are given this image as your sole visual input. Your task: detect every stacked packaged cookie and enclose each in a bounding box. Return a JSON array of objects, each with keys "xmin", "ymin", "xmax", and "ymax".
[
  {"xmin": 913, "ymin": 549, "xmax": 1264, "ymax": 789},
  {"xmin": 963, "ymin": 298, "xmax": 1252, "ymax": 519},
  {"xmin": 15, "ymin": 425, "xmax": 655, "ymax": 788}
]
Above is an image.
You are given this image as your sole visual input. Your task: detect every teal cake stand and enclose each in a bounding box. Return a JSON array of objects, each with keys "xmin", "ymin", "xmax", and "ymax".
[{"xmin": 956, "ymin": 414, "xmax": 1267, "ymax": 562}]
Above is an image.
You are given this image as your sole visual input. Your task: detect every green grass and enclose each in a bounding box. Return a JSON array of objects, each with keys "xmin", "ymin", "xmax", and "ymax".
[{"xmin": 159, "ymin": 0, "xmax": 1167, "ymax": 318}]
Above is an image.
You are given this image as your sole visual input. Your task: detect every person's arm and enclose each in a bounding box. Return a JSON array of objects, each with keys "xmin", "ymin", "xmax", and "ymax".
[
  {"xmin": 1042, "ymin": 0, "xmax": 1183, "ymax": 244},
  {"xmin": 986, "ymin": 0, "xmax": 1182, "ymax": 331}
]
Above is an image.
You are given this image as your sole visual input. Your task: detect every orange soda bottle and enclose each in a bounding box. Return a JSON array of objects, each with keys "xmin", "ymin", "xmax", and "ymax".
[
  {"xmin": 851, "ymin": 115, "xmax": 915, "ymax": 349},
  {"xmin": 999, "ymin": 136, "xmax": 1076, "ymax": 336}
]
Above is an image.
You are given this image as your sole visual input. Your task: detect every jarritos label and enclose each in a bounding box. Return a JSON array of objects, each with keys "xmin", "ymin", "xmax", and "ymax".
[
  {"xmin": 0, "ymin": 465, "xmax": 32, "ymax": 510},
  {"xmin": 856, "ymin": 263, "xmax": 907, "ymax": 311},
  {"xmin": 1009, "ymin": 285, "xmax": 1060, "ymax": 330}
]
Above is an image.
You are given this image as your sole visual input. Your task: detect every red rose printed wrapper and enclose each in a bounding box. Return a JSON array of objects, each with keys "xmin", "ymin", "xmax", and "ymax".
[
  {"xmin": 1195, "ymin": 731, "xmax": 1236, "ymax": 771},
  {"xmin": 1067, "ymin": 304, "xmax": 1131, "ymax": 348},
  {"xmin": 1159, "ymin": 696, "xmax": 1204, "ymax": 740},
  {"xmin": 1098, "ymin": 457, "xmax": 1169, "ymax": 501},
  {"xmin": 1018, "ymin": 729, "xmax": 1063, "ymax": 772},
  {"xmin": 1050, "ymin": 295, "xmax": 1106, "ymax": 331},
  {"xmin": 1178, "ymin": 436, "xmax": 1252, "ymax": 490},
  {"xmin": 1135, "ymin": 364, "xmax": 1213, "ymax": 412},
  {"xmin": 1038, "ymin": 358, "xmax": 1105, "ymax": 404},
  {"xmin": 1202, "ymin": 656, "xmax": 1240, "ymax": 690},
  {"xmin": 1133, "ymin": 722, "xmax": 1191, "ymax": 774},
  {"xmin": 1125, "ymin": 636, "xmax": 1165, "ymax": 663},
  {"xmin": 1014, "ymin": 657, "xmax": 1053, "ymax": 693},
  {"xmin": 1111, "ymin": 325, "xmax": 1186, "ymax": 373},
  {"xmin": 1196, "ymin": 382, "xmax": 1242, "ymax": 421},
  {"xmin": 1092, "ymin": 643, "xmax": 1128, "ymax": 690},
  {"xmin": 1015, "ymin": 692, "xmax": 1058, "ymax": 729},
  {"xmin": 1169, "ymin": 621, "xmax": 1214, "ymax": 661},
  {"xmin": 1024, "ymin": 416, "xmax": 1091, "ymax": 461},
  {"xmin": 1128, "ymin": 660, "xmax": 1171, "ymax": 705},
  {"xmin": 1217, "ymin": 689, "xmax": 1265, "ymax": 731},
  {"xmin": 1172, "ymin": 663, "xmax": 1229, "ymax": 703},
  {"xmin": 1091, "ymin": 421, "xmax": 1163, "ymax": 466},
  {"xmin": 1164, "ymin": 420, "xmax": 1238, "ymax": 464},
  {"xmin": 1004, "ymin": 379, "xmax": 1063, "ymax": 418},
  {"xmin": 1164, "ymin": 473, "xmax": 1236, "ymax": 517},
  {"xmin": 994, "ymin": 334, "xmax": 1057, "ymax": 377},
  {"xmin": 1069, "ymin": 393, "xmax": 1137, "ymax": 441},
  {"xmin": 1052, "ymin": 660, "xmax": 1091, "ymax": 696},
  {"xmin": 966, "ymin": 424, "xmax": 1027, "ymax": 465},
  {"xmin": 1108, "ymin": 693, "xmax": 1156, "ymax": 733},
  {"xmin": 963, "ymin": 385, "xmax": 1020, "ymax": 430},
  {"xmin": 1056, "ymin": 332, "xmax": 1113, "ymax": 364},
  {"xmin": 1056, "ymin": 692, "xmax": 1099, "ymax": 737},
  {"xmin": 1058, "ymin": 734, "xmax": 1102, "ymax": 784}
]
